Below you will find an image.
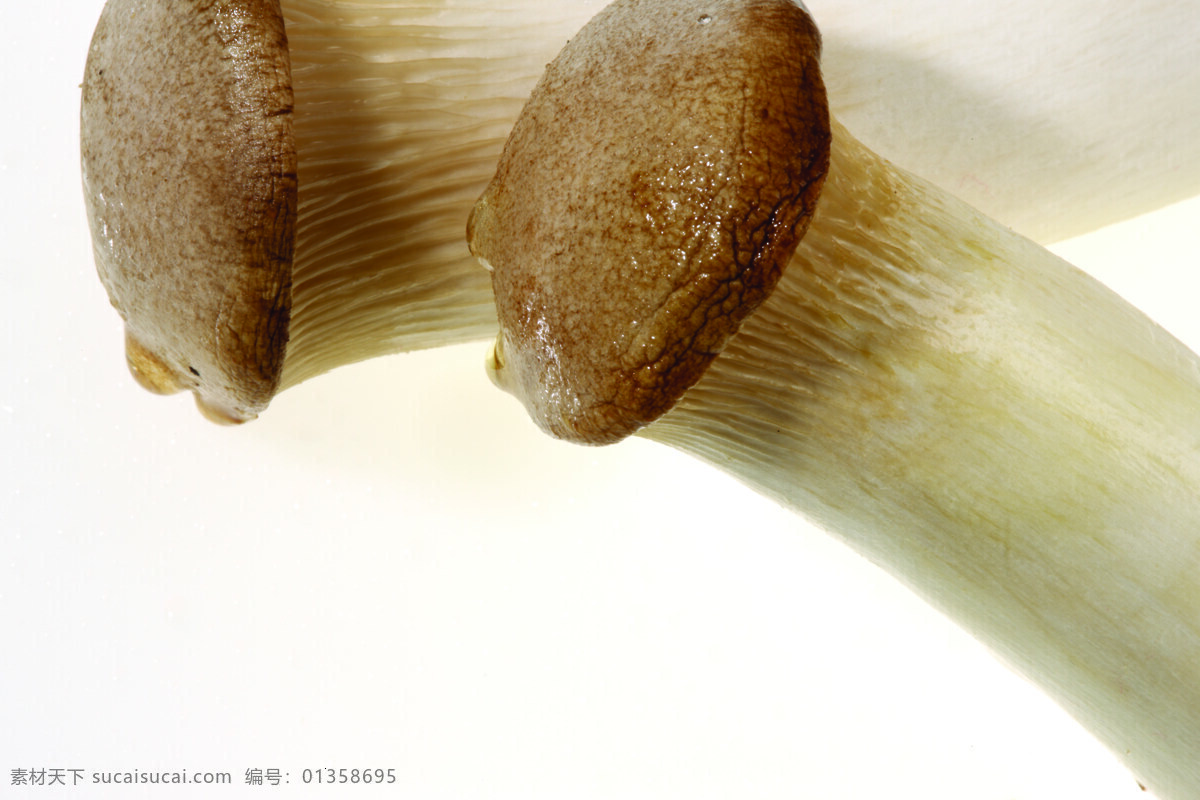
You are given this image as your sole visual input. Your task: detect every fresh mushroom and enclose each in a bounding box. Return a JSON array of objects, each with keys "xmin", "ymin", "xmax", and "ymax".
[
  {"xmin": 468, "ymin": 0, "xmax": 831, "ymax": 445},
  {"xmin": 80, "ymin": 0, "xmax": 601, "ymax": 422},
  {"xmin": 81, "ymin": 0, "xmax": 1199, "ymax": 421},
  {"xmin": 468, "ymin": 1, "xmax": 1200, "ymax": 798}
]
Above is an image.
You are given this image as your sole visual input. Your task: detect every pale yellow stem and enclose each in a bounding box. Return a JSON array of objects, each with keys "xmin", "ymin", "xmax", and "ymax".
[{"xmin": 645, "ymin": 120, "xmax": 1200, "ymax": 799}]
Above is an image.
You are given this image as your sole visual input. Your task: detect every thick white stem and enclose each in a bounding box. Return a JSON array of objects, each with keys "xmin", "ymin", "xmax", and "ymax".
[{"xmin": 645, "ymin": 120, "xmax": 1200, "ymax": 799}]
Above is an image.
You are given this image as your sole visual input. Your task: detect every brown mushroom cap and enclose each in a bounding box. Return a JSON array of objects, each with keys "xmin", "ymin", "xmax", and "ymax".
[
  {"xmin": 81, "ymin": 0, "xmax": 296, "ymax": 424},
  {"xmin": 468, "ymin": 0, "xmax": 830, "ymax": 445}
]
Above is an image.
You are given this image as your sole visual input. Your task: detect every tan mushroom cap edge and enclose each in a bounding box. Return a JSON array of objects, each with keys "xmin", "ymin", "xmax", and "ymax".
[
  {"xmin": 468, "ymin": 0, "xmax": 831, "ymax": 445},
  {"xmin": 81, "ymin": 0, "xmax": 296, "ymax": 424}
]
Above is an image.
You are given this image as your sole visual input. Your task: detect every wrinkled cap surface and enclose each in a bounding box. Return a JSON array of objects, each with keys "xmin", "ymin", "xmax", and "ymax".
[
  {"xmin": 81, "ymin": 0, "xmax": 296, "ymax": 423},
  {"xmin": 469, "ymin": 0, "xmax": 830, "ymax": 445}
]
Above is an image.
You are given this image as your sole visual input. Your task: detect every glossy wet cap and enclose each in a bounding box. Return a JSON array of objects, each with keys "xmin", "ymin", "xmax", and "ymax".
[
  {"xmin": 81, "ymin": 0, "xmax": 296, "ymax": 423},
  {"xmin": 468, "ymin": 0, "xmax": 830, "ymax": 445}
]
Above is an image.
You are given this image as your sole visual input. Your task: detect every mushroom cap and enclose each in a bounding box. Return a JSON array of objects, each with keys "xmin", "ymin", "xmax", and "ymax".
[
  {"xmin": 468, "ymin": 0, "xmax": 830, "ymax": 445},
  {"xmin": 81, "ymin": 0, "xmax": 296, "ymax": 423}
]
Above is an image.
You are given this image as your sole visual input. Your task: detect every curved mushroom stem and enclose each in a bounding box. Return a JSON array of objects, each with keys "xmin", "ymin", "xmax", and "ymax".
[
  {"xmin": 643, "ymin": 120, "xmax": 1200, "ymax": 799},
  {"xmin": 276, "ymin": 0, "xmax": 602, "ymax": 388}
]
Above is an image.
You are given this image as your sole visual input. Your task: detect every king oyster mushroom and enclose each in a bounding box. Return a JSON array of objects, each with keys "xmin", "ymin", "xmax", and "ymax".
[{"xmin": 468, "ymin": 1, "xmax": 1200, "ymax": 798}]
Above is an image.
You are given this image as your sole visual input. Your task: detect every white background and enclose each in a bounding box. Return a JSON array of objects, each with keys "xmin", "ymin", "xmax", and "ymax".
[{"xmin": 3, "ymin": 2, "xmax": 1199, "ymax": 798}]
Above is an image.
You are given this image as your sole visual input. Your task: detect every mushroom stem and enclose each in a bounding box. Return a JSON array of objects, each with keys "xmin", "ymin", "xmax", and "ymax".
[
  {"xmin": 643, "ymin": 120, "xmax": 1200, "ymax": 799},
  {"xmin": 276, "ymin": 0, "xmax": 601, "ymax": 388}
]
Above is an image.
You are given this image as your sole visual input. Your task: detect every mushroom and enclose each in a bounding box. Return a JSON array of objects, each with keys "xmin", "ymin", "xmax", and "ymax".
[
  {"xmin": 80, "ymin": 0, "xmax": 602, "ymax": 422},
  {"xmin": 81, "ymin": 0, "xmax": 1199, "ymax": 421},
  {"xmin": 468, "ymin": 1, "xmax": 1200, "ymax": 798},
  {"xmin": 468, "ymin": 0, "xmax": 831, "ymax": 445}
]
